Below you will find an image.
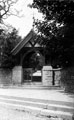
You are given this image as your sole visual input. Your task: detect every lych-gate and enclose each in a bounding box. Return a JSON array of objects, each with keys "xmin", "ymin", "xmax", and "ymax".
[
  {"xmin": 23, "ymin": 68, "xmax": 42, "ymax": 83},
  {"xmin": 11, "ymin": 30, "xmax": 61, "ymax": 86}
]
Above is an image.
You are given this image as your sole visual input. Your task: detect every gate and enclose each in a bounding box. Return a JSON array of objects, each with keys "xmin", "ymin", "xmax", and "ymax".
[
  {"xmin": 23, "ymin": 68, "xmax": 32, "ymax": 83},
  {"xmin": 23, "ymin": 68, "xmax": 42, "ymax": 83}
]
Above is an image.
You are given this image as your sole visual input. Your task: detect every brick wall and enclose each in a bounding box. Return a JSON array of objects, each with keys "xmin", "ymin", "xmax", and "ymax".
[{"xmin": 0, "ymin": 68, "xmax": 12, "ymax": 86}]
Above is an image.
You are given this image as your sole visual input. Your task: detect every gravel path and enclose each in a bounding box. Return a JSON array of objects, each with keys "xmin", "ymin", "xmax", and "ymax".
[{"xmin": 0, "ymin": 104, "xmax": 62, "ymax": 120}]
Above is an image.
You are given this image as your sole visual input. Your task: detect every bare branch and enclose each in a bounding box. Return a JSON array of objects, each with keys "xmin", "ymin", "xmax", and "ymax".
[{"xmin": 0, "ymin": 0, "xmax": 19, "ymax": 22}]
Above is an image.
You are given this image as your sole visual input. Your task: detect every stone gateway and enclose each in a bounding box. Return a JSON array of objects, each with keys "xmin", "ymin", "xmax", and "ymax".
[{"xmin": 0, "ymin": 30, "xmax": 61, "ymax": 87}]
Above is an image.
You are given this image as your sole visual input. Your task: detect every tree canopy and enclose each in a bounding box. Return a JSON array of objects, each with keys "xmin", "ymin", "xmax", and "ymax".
[
  {"xmin": 0, "ymin": 28, "xmax": 21, "ymax": 68},
  {"xmin": 32, "ymin": 0, "xmax": 74, "ymax": 68}
]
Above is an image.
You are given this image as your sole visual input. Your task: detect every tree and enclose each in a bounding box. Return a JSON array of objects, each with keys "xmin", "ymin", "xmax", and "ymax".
[
  {"xmin": 32, "ymin": 0, "xmax": 74, "ymax": 68},
  {"xmin": 0, "ymin": 0, "xmax": 21, "ymax": 32},
  {"xmin": 0, "ymin": 0, "xmax": 18, "ymax": 22},
  {"xmin": 0, "ymin": 28, "xmax": 21, "ymax": 68},
  {"xmin": 30, "ymin": 52, "xmax": 43, "ymax": 70},
  {"xmin": 0, "ymin": 0, "xmax": 22, "ymax": 68}
]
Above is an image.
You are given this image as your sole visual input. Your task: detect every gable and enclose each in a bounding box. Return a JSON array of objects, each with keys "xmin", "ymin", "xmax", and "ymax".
[
  {"xmin": 11, "ymin": 29, "xmax": 42, "ymax": 56},
  {"xmin": 11, "ymin": 29, "xmax": 34, "ymax": 55}
]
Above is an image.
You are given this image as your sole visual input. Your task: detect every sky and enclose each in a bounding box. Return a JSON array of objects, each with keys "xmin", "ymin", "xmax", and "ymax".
[{"xmin": 4, "ymin": 0, "xmax": 42, "ymax": 38}]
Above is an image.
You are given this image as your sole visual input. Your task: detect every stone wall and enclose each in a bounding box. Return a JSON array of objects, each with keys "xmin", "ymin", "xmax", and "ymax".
[
  {"xmin": 0, "ymin": 66, "xmax": 23, "ymax": 86},
  {"xmin": 54, "ymin": 69, "xmax": 61, "ymax": 86},
  {"xmin": 0, "ymin": 68, "xmax": 12, "ymax": 86},
  {"xmin": 0, "ymin": 65, "xmax": 74, "ymax": 93},
  {"xmin": 61, "ymin": 67, "xmax": 74, "ymax": 93}
]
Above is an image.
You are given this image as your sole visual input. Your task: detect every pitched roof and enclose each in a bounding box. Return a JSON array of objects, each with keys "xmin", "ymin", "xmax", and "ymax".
[{"xmin": 11, "ymin": 29, "xmax": 33, "ymax": 55}]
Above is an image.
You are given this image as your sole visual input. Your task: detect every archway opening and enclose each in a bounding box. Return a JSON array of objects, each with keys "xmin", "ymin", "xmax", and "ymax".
[{"xmin": 22, "ymin": 50, "xmax": 45, "ymax": 83}]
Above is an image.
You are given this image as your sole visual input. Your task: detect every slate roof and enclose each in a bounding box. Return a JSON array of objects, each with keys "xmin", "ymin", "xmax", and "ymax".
[{"xmin": 11, "ymin": 29, "xmax": 33, "ymax": 55}]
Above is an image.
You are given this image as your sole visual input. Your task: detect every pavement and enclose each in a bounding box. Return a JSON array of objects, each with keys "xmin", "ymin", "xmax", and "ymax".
[
  {"xmin": 0, "ymin": 87, "xmax": 74, "ymax": 103},
  {"xmin": 0, "ymin": 87, "xmax": 74, "ymax": 120}
]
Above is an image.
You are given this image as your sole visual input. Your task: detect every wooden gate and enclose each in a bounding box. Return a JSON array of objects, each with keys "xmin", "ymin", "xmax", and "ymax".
[
  {"xmin": 23, "ymin": 68, "xmax": 42, "ymax": 83},
  {"xmin": 23, "ymin": 68, "xmax": 32, "ymax": 83}
]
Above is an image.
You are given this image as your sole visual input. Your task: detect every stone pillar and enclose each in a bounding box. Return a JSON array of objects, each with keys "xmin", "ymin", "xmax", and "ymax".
[
  {"xmin": 42, "ymin": 66, "xmax": 53, "ymax": 86},
  {"xmin": 12, "ymin": 66, "xmax": 22, "ymax": 84}
]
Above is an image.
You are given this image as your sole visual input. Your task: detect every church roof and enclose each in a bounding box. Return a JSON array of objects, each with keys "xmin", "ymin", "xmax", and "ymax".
[{"xmin": 11, "ymin": 29, "xmax": 34, "ymax": 55}]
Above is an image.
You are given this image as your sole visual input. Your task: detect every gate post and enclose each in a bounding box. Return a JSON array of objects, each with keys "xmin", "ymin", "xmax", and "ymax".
[
  {"xmin": 52, "ymin": 70, "xmax": 55, "ymax": 85},
  {"xmin": 42, "ymin": 66, "xmax": 53, "ymax": 86},
  {"xmin": 12, "ymin": 66, "xmax": 22, "ymax": 84}
]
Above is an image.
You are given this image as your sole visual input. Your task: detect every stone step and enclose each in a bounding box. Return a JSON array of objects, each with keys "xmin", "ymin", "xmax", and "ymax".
[
  {"xmin": 0, "ymin": 97, "xmax": 73, "ymax": 113},
  {"xmin": 0, "ymin": 95, "xmax": 74, "ymax": 120},
  {"xmin": 21, "ymin": 86, "xmax": 61, "ymax": 90},
  {"xmin": 0, "ymin": 84, "xmax": 61, "ymax": 90},
  {"xmin": 0, "ymin": 95, "xmax": 74, "ymax": 107},
  {"xmin": 0, "ymin": 100, "xmax": 73, "ymax": 120}
]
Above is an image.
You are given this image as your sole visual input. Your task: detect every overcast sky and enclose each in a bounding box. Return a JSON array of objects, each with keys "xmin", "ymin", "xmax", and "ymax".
[{"xmin": 4, "ymin": 0, "xmax": 42, "ymax": 38}]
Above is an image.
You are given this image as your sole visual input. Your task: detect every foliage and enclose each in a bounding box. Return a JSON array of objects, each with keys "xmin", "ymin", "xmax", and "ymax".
[
  {"xmin": 30, "ymin": 52, "xmax": 43, "ymax": 70},
  {"xmin": 0, "ymin": 0, "xmax": 22, "ymax": 68},
  {"xmin": 32, "ymin": 0, "xmax": 74, "ymax": 68},
  {"xmin": 32, "ymin": 0, "xmax": 74, "ymax": 24},
  {"xmin": 0, "ymin": 28, "xmax": 21, "ymax": 68}
]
